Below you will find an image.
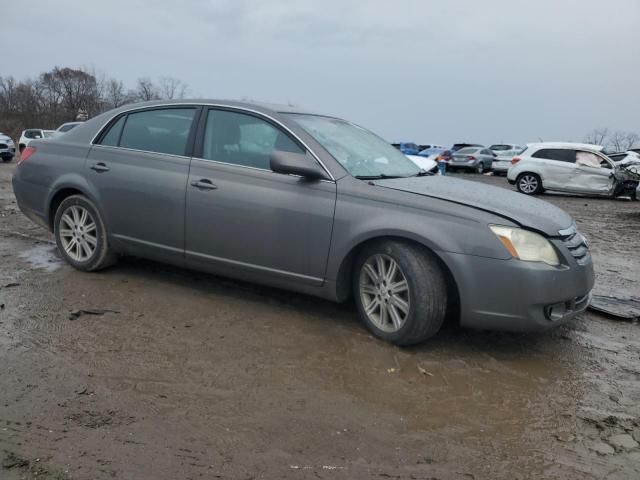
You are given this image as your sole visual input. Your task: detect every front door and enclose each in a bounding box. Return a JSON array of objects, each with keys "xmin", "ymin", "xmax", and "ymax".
[
  {"xmin": 570, "ymin": 150, "xmax": 615, "ymax": 194},
  {"xmin": 185, "ymin": 108, "xmax": 336, "ymax": 286}
]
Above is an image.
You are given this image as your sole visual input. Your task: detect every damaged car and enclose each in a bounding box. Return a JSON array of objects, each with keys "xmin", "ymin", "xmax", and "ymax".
[
  {"xmin": 508, "ymin": 142, "xmax": 639, "ymax": 200},
  {"xmin": 13, "ymin": 100, "xmax": 594, "ymax": 346}
]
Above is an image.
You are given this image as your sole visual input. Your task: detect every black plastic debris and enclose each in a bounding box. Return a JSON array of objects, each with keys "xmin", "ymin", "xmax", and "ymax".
[
  {"xmin": 68, "ymin": 309, "xmax": 120, "ymax": 320},
  {"xmin": 588, "ymin": 295, "xmax": 640, "ymax": 321}
]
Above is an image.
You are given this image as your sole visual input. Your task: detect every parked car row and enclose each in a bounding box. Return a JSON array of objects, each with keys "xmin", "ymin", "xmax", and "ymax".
[{"xmin": 0, "ymin": 122, "xmax": 86, "ymax": 160}]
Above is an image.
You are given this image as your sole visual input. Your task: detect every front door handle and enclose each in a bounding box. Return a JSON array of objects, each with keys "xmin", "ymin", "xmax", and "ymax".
[
  {"xmin": 190, "ymin": 179, "xmax": 218, "ymax": 190},
  {"xmin": 90, "ymin": 162, "xmax": 110, "ymax": 172}
]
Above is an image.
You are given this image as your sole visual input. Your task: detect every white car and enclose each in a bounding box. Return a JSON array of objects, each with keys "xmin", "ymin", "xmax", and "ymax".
[
  {"xmin": 406, "ymin": 154, "xmax": 438, "ymax": 173},
  {"xmin": 508, "ymin": 142, "xmax": 638, "ymax": 199},
  {"xmin": 0, "ymin": 132, "xmax": 16, "ymax": 162},
  {"xmin": 56, "ymin": 121, "xmax": 84, "ymax": 133},
  {"xmin": 18, "ymin": 129, "xmax": 60, "ymax": 152},
  {"xmin": 489, "ymin": 144, "xmax": 524, "ymax": 175}
]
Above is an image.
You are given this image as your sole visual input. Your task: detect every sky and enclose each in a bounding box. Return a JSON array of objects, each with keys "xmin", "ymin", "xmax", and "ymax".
[{"xmin": 2, "ymin": 0, "xmax": 639, "ymax": 145}]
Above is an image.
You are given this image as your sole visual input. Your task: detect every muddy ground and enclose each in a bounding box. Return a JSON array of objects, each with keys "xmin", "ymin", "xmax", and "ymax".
[{"xmin": 0, "ymin": 160, "xmax": 639, "ymax": 480}]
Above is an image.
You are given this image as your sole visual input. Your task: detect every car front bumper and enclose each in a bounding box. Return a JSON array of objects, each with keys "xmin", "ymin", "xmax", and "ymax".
[{"xmin": 440, "ymin": 250, "xmax": 595, "ymax": 332}]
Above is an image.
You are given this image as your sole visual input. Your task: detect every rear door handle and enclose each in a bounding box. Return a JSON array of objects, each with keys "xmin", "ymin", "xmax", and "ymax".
[
  {"xmin": 90, "ymin": 162, "xmax": 110, "ymax": 172},
  {"xmin": 190, "ymin": 179, "xmax": 218, "ymax": 190}
]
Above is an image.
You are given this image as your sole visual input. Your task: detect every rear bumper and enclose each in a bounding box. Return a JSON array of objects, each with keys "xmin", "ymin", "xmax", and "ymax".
[
  {"xmin": 12, "ymin": 174, "xmax": 50, "ymax": 230},
  {"xmin": 440, "ymin": 251, "xmax": 595, "ymax": 332}
]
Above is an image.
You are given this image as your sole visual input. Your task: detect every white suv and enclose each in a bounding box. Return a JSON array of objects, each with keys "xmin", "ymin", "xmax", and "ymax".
[
  {"xmin": 507, "ymin": 142, "xmax": 637, "ymax": 199},
  {"xmin": 18, "ymin": 129, "xmax": 60, "ymax": 152}
]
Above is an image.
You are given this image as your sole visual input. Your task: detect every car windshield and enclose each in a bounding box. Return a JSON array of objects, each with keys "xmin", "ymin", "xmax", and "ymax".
[
  {"xmin": 43, "ymin": 131, "xmax": 57, "ymax": 138},
  {"xmin": 286, "ymin": 114, "xmax": 420, "ymax": 178},
  {"xmin": 490, "ymin": 145, "xmax": 512, "ymax": 151}
]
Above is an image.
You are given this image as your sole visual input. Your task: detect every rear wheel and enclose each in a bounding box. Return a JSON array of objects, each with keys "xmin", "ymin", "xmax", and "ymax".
[
  {"xmin": 54, "ymin": 195, "xmax": 116, "ymax": 271},
  {"xmin": 353, "ymin": 240, "xmax": 447, "ymax": 346},
  {"xmin": 516, "ymin": 173, "xmax": 543, "ymax": 195},
  {"xmin": 475, "ymin": 163, "xmax": 485, "ymax": 174}
]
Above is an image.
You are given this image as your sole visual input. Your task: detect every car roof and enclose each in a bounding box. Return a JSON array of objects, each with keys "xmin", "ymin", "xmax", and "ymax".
[
  {"xmin": 526, "ymin": 142, "xmax": 604, "ymax": 152},
  {"xmin": 107, "ymin": 98, "xmax": 322, "ymax": 116}
]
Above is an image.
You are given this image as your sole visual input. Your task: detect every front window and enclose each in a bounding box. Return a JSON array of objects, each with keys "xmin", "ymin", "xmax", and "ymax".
[
  {"xmin": 286, "ymin": 114, "xmax": 420, "ymax": 178},
  {"xmin": 201, "ymin": 109, "xmax": 303, "ymax": 170}
]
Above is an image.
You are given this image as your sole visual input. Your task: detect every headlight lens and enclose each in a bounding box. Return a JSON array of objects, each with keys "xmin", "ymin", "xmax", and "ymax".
[{"xmin": 490, "ymin": 225, "xmax": 560, "ymax": 266}]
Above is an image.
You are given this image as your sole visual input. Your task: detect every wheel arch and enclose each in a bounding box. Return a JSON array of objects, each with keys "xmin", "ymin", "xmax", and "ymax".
[
  {"xmin": 46, "ymin": 176, "xmax": 103, "ymax": 232},
  {"xmin": 333, "ymin": 234, "xmax": 461, "ymax": 324}
]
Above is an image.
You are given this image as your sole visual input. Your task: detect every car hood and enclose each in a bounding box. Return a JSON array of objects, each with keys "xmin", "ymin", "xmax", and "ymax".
[{"xmin": 375, "ymin": 176, "xmax": 573, "ymax": 236}]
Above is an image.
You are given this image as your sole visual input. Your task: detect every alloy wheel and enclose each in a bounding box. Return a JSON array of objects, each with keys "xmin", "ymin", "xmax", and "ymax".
[
  {"xmin": 519, "ymin": 175, "xmax": 538, "ymax": 194},
  {"xmin": 59, "ymin": 205, "xmax": 98, "ymax": 262},
  {"xmin": 359, "ymin": 254, "xmax": 411, "ymax": 333}
]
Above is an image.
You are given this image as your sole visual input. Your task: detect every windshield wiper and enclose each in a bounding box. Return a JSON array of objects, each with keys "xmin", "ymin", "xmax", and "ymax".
[{"xmin": 355, "ymin": 174, "xmax": 408, "ymax": 180}]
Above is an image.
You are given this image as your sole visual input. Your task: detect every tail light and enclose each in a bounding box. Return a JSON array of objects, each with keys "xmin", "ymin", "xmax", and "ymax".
[
  {"xmin": 18, "ymin": 146, "xmax": 36, "ymax": 165},
  {"xmin": 467, "ymin": 155, "xmax": 476, "ymax": 160},
  {"xmin": 511, "ymin": 157, "xmax": 521, "ymax": 165}
]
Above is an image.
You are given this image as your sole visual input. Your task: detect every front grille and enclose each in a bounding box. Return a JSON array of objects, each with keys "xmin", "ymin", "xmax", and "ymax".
[
  {"xmin": 0, "ymin": 143, "xmax": 7, "ymax": 149},
  {"xmin": 558, "ymin": 225, "xmax": 590, "ymax": 265}
]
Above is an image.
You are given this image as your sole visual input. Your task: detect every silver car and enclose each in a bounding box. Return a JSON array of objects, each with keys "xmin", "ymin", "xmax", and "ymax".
[
  {"xmin": 12, "ymin": 100, "xmax": 594, "ymax": 345},
  {"xmin": 490, "ymin": 144, "xmax": 524, "ymax": 175},
  {"xmin": 449, "ymin": 147, "xmax": 495, "ymax": 173}
]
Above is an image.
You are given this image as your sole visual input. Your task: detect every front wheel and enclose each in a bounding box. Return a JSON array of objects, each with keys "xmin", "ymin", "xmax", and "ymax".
[
  {"xmin": 353, "ymin": 240, "xmax": 447, "ymax": 346},
  {"xmin": 476, "ymin": 163, "xmax": 485, "ymax": 174},
  {"xmin": 516, "ymin": 173, "xmax": 543, "ymax": 195},
  {"xmin": 54, "ymin": 195, "xmax": 116, "ymax": 271}
]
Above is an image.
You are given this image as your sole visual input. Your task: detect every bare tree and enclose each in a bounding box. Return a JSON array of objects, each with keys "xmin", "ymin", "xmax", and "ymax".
[
  {"xmin": 135, "ymin": 78, "xmax": 159, "ymax": 101},
  {"xmin": 103, "ymin": 78, "xmax": 132, "ymax": 109},
  {"xmin": 609, "ymin": 130, "xmax": 640, "ymax": 152},
  {"xmin": 158, "ymin": 77, "xmax": 189, "ymax": 100},
  {"xmin": 0, "ymin": 67, "xmax": 191, "ymax": 141},
  {"xmin": 583, "ymin": 128, "xmax": 609, "ymax": 146}
]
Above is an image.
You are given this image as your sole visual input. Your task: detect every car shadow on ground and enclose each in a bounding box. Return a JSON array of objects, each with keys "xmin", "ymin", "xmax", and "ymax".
[{"xmin": 91, "ymin": 253, "xmax": 568, "ymax": 358}]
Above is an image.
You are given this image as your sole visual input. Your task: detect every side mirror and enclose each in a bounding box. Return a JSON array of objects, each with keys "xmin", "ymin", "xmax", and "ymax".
[{"xmin": 270, "ymin": 150, "xmax": 327, "ymax": 180}]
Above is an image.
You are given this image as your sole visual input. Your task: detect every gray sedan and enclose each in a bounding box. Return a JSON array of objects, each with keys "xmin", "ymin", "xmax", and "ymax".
[
  {"xmin": 449, "ymin": 147, "xmax": 495, "ymax": 173},
  {"xmin": 12, "ymin": 100, "xmax": 594, "ymax": 345}
]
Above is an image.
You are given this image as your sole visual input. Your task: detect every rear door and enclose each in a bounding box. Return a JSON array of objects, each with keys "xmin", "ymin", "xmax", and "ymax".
[
  {"xmin": 185, "ymin": 107, "xmax": 336, "ymax": 286},
  {"xmin": 87, "ymin": 106, "xmax": 200, "ymax": 262},
  {"xmin": 531, "ymin": 148, "xmax": 576, "ymax": 189}
]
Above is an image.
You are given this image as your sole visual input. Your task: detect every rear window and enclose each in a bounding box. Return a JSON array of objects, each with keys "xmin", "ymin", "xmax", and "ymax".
[
  {"xmin": 490, "ymin": 144, "xmax": 512, "ymax": 151},
  {"xmin": 58, "ymin": 123, "xmax": 78, "ymax": 132},
  {"xmin": 532, "ymin": 148, "xmax": 576, "ymax": 163},
  {"xmin": 456, "ymin": 147, "xmax": 479, "ymax": 154},
  {"xmin": 117, "ymin": 108, "xmax": 196, "ymax": 156},
  {"xmin": 24, "ymin": 130, "xmax": 42, "ymax": 139}
]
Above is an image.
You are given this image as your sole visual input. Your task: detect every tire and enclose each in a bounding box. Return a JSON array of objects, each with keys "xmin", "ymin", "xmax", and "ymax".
[
  {"xmin": 516, "ymin": 173, "xmax": 543, "ymax": 195},
  {"xmin": 475, "ymin": 163, "xmax": 485, "ymax": 174},
  {"xmin": 1, "ymin": 157, "xmax": 12, "ymax": 163},
  {"xmin": 19, "ymin": 144, "xmax": 25, "ymax": 154},
  {"xmin": 54, "ymin": 195, "xmax": 116, "ymax": 271},
  {"xmin": 353, "ymin": 240, "xmax": 447, "ymax": 346}
]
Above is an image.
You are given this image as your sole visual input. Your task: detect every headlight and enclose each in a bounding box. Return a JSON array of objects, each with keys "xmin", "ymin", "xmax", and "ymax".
[{"xmin": 490, "ymin": 225, "xmax": 560, "ymax": 266}]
